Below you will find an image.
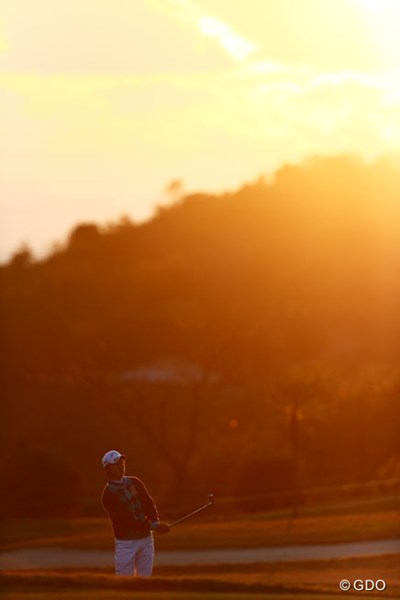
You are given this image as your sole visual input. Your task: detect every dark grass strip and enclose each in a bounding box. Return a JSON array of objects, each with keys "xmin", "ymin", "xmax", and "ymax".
[{"xmin": 0, "ymin": 572, "xmax": 334, "ymax": 595}]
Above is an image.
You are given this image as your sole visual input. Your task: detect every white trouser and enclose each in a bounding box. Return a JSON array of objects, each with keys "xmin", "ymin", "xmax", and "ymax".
[{"xmin": 114, "ymin": 535, "xmax": 154, "ymax": 576}]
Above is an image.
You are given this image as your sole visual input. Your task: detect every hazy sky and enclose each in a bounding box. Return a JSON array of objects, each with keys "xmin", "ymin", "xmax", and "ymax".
[{"xmin": 1, "ymin": 0, "xmax": 400, "ymax": 260}]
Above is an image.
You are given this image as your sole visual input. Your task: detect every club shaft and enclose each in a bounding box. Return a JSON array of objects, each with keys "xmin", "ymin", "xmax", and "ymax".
[{"xmin": 171, "ymin": 502, "xmax": 212, "ymax": 526}]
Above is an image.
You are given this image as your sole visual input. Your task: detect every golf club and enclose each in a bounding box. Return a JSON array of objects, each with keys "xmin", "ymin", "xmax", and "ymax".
[{"xmin": 170, "ymin": 493, "xmax": 215, "ymax": 527}]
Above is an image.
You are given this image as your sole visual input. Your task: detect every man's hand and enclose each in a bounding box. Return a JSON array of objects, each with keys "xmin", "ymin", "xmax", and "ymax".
[{"xmin": 153, "ymin": 521, "xmax": 171, "ymax": 534}]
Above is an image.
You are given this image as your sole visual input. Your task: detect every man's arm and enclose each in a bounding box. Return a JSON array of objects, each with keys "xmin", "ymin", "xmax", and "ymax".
[
  {"xmin": 131, "ymin": 477, "xmax": 159, "ymax": 522},
  {"xmin": 101, "ymin": 487, "xmax": 115, "ymax": 516},
  {"xmin": 132, "ymin": 477, "xmax": 170, "ymax": 534}
]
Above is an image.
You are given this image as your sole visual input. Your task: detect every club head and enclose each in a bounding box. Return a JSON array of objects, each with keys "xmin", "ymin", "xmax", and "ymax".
[{"xmin": 207, "ymin": 493, "xmax": 215, "ymax": 504}]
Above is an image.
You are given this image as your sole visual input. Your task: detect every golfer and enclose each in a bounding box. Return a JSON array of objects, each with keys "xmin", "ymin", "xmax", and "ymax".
[{"xmin": 101, "ymin": 450, "xmax": 170, "ymax": 576}]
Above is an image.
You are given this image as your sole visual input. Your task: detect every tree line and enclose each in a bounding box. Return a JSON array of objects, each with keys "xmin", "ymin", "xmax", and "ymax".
[{"xmin": 1, "ymin": 155, "xmax": 399, "ymax": 517}]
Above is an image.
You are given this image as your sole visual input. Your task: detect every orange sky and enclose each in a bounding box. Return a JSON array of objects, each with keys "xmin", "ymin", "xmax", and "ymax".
[{"xmin": 1, "ymin": 0, "xmax": 400, "ymax": 260}]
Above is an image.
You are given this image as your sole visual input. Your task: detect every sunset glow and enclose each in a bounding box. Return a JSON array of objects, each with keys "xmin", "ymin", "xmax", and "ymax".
[
  {"xmin": 355, "ymin": 0, "xmax": 400, "ymax": 65},
  {"xmin": 1, "ymin": 0, "xmax": 400, "ymax": 260},
  {"xmin": 356, "ymin": 0, "xmax": 398, "ymax": 12}
]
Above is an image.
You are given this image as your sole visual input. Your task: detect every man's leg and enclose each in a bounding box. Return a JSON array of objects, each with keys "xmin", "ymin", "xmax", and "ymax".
[
  {"xmin": 134, "ymin": 535, "xmax": 154, "ymax": 576},
  {"xmin": 114, "ymin": 539, "xmax": 138, "ymax": 576}
]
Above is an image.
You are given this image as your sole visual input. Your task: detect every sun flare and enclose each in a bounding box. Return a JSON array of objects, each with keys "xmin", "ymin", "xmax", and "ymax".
[
  {"xmin": 356, "ymin": 0, "xmax": 399, "ymax": 11},
  {"xmin": 354, "ymin": 0, "xmax": 400, "ymax": 67}
]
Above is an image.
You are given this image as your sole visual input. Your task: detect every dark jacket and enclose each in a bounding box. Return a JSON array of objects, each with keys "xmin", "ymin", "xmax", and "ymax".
[{"xmin": 102, "ymin": 476, "xmax": 159, "ymax": 539}]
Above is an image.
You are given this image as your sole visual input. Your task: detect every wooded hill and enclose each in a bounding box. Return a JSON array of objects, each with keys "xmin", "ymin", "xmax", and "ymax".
[{"xmin": 1, "ymin": 155, "xmax": 399, "ymax": 517}]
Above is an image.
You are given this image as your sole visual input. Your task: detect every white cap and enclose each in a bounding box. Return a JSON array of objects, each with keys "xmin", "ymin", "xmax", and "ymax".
[{"xmin": 101, "ymin": 450, "xmax": 126, "ymax": 468}]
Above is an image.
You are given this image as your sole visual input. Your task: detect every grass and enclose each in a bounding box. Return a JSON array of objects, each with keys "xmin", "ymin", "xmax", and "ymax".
[
  {"xmin": 0, "ymin": 594, "xmax": 349, "ymax": 600},
  {"xmin": 1, "ymin": 505, "xmax": 399, "ymax": 552},
  {"xmin": 2, "ymin": 499, "xmax": 399, "ymax": 599},
  {"xmin": 1, "ymin": 555, "xmax": 400, "ymax": 598}
]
